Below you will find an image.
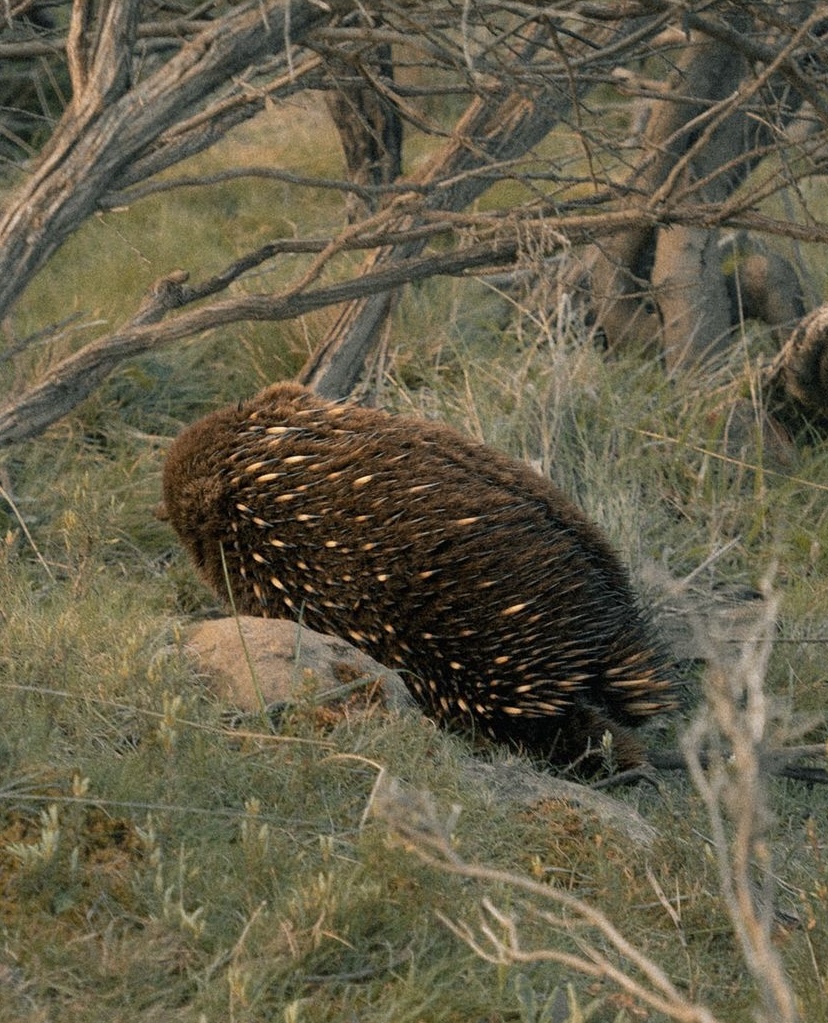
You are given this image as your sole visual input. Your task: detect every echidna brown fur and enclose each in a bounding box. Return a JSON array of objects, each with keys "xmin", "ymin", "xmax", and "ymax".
[{"xmin": 162, "ymin": 382, "xmax": 675, "ymax": 768}]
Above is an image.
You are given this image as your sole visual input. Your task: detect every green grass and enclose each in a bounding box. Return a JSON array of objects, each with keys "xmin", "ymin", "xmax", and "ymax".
[{"xmin": 2, "ymin": 94, "xmax": 828, "ymax": 1022}]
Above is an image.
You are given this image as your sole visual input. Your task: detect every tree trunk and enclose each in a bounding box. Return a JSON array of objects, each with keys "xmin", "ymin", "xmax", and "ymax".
[
  {"xmin": 578, "ymin": 10, "xmax": 811, "ymax": 369},
  {"xmin": 652, "ymin": 224, "xmax": 733, "ymax": 374},
  {"xmin": 324, "ymin": 42, "xmax": 402, "ymax": 222},
  {"xmin": 300, "ymin": 85, "xmax": 567, "ymax": 398}
]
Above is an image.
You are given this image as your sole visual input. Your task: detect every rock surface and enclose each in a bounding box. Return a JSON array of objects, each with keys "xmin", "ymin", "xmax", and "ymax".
[{"xmin": 184, "ymin": 615, "xmax": 412, "ymax": 712}]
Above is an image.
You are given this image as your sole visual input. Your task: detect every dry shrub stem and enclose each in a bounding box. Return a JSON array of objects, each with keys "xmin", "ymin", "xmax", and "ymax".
[
  {"xmin": 681, "ymin": 585, "xmax": 800, "ymax": 1023},
  {"xmin": 374, "ymin": 582, "xmax": 807, "ymax": 1023},
  {"xmin": 373, "ymin": 776, "xmax": 722, "ymax": 1023}
]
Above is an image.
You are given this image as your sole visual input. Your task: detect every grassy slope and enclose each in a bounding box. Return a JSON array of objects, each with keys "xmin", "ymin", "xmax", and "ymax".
[{"xmin": 1, "ymin": 95, "xmax": 828, "ymax": 1022}]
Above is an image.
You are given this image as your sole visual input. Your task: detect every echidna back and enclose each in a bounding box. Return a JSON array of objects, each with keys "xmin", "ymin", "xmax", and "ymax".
[{"xmin": 162, "ymin": 382, "xmax": 674, "ymax": 764}]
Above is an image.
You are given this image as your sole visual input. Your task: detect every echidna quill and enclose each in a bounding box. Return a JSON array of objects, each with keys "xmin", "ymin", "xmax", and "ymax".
[{"xmin": 161, "ymin": 382, "xmax": 675, "ymax": 768}]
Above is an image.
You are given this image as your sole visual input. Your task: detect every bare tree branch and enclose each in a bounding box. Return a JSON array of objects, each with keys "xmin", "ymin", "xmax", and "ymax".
[
  {"xmin": 0, "ymin": 0, "xmax": 333, "ymax": 319},
  {"xmin": 2, "ymin": 1, "xmax": 828, "ymax": 441},
  {"xmin": 371, "ymin": 776, "xmax": 724, "ymax": 1023},
  {"xmin": 0, "ymin": 233, "xmax": 524, "ymax": 447},
  {"xmin": 300, "ymin": 14, "xmax": 635, "ymax": 397},
  {"xmin": 0, "ymin": 203, "xmax": 663, "ymax": 448}
]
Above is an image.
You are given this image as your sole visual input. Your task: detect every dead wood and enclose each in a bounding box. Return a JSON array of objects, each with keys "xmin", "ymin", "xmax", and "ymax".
[
  {"xmin": 323, "ymin": 38, "xmax": 403, "ymax": 222},
  {"xmin": 1, "ymin": 3, "xmax": 828, "ymax": 445},
  {"xmin": 765, "ymin": 304, "xmax": 828, "ymax": 431},
  {"xmin": 0, "ymin": 0, "xmax": 333, "ymax": 321}
]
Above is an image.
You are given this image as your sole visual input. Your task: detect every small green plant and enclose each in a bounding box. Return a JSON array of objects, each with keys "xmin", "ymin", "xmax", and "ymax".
[
  {"xmin": 513, "ymin": 974, "xmax": 628, "ymax": 1023},
  {"xmin": 6, "ymin": 804, "xmax": 61, "ymax": 870}
]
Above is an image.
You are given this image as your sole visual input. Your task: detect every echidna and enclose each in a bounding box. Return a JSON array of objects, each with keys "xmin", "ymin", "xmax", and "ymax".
[{"xmin": 161, "ymin": 382, "xmax": 674, "ymax": 768}]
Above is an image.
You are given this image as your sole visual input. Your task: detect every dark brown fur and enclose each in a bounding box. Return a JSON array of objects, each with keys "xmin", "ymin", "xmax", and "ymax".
[{"xmin": 162, "ymin": 382, "xmax": 674, "ymax": 767}]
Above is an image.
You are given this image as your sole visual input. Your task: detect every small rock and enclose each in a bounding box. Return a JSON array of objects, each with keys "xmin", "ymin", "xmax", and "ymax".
[{"xmin": 183, "ymin": 616, "xmax": 412, "ymax": 713}]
